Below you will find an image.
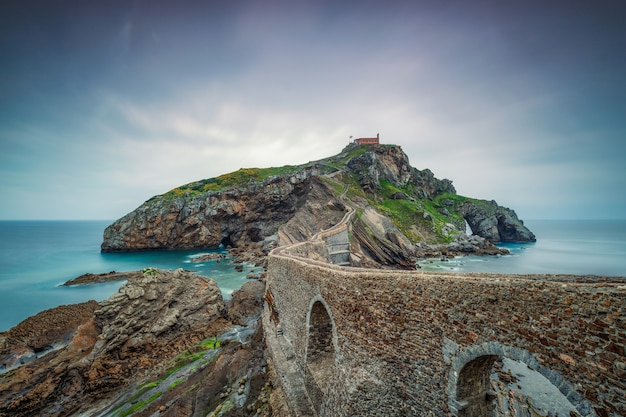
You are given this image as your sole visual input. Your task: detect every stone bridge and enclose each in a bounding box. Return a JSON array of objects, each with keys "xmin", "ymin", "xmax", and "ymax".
[{"xmin": 264, "ymin": 231, "xmax": 626, "ymax": 416}]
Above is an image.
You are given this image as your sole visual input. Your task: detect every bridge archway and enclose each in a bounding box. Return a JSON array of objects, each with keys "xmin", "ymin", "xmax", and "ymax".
[
  {"xmin": 455, "ymin": 354, "xmax": 499, "ymax": 417},
  {"xmin": 305, "ymin": 296, "xmax": 338, "ymax": 414},
  {"xmin": 447, "ymin": 342, "xmax": 594, "ymax": 417}
]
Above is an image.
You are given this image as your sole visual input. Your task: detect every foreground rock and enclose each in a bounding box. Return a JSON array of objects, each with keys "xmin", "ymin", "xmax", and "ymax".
[
  {"xmin": 0, "ymin": 269, "xmax": 274, "ymax": 417},
  {"xmin": 0, "ymin": 301, "xmax": 99, "ymax": 371}
]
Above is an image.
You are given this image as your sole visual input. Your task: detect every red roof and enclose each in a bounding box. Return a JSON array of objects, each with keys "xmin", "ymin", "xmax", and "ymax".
[{"xmin": 355, "ymin": 137, "xmax": 379, "ymax": 145}]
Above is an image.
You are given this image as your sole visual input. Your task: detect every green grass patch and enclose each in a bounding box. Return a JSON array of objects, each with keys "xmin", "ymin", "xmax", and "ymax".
[
  {"xmin": 319, "ymin": 176, "xmax": 346, "ymax": 197},
  {"xmin": 118, "ymin": 392, "xmax": 162, "ymax": 417},
  {"xmin": 365, "ymin": 181, "xmax": 470, "ymax": 243},
  {"xmin": 344, "ymin": 174, "xmax": 367, "ymax": 200},
  {"xmin": 160, "ymin": 165, "xmax": 303, "ymax": 200},
  {"xmin": 200, "ymin": 337, "xmax": 221, "ymax": 350},
  {"xmin": 169, "ymin": 379, "xmax": 184, "ymax": 390},
  {"xmin": 142, "ymin": 267, "xmax": 158, "ymax": 277},
  {"xmin": 138, "ymin": 380, "xmax": 160, "ymax": 390}
]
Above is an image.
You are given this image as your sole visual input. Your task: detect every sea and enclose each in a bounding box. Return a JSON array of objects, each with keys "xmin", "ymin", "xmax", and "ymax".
[
  {"xmin": 420, "ymin": 219, "xmax": 626, "ymax": 276},
  {"xmin": 0, "ymin": 220, "xmax": 261, "ymax": 331},
  {"xmin": 1, "ymin": 219, "xmax": 625, "ymax": 332}
]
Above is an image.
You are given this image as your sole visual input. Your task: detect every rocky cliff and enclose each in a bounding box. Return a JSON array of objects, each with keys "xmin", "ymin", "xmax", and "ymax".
[{"xmin": 102, "ymin": 143, "xmax": 535, "ymax": 267}]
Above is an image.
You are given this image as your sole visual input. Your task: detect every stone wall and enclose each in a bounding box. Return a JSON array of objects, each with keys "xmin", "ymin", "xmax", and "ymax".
[{"xmin": 266, "ymin": 254, "xmax": 626, "ymax": 417}]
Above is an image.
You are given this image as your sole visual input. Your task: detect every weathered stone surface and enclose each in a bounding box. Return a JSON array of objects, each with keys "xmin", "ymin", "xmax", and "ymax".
[
  {"xmin": 0, "ymin": 301, "xmax": 99, "ymax": 370},
  {"xmin": 266, "ymin": 252, "xmax": 626, "ymax": 417},
  {"xmin": 461, "ymin": 200, "xmax": 536, "ymax": 243},
  {"xmin": 0, "ymin": 269, "xmax": 231, "ymax": 417},
  {"xmin": 346, "ymin": 144, "xmax": 456, "ymax": 197},
  {"xmin": 101, "ymin": 169, "xmax": 321, "ymax": 252},
  {"xmin": 62, "ymin": 270, "xmax": 143, "ymax": 286},
  {"xmin": 228, "ymin": 280, "xmax": 266, "ymax": 326}
]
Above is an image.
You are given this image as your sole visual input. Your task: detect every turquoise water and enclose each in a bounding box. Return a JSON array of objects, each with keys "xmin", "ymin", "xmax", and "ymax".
[
  {"xmin": 1, "ymin": 219, "xmax": 625, "ymax": 331},
  {"xmin": 420, "ymin": 219, "xmax": 626, "ymax": 277},
  {"xmin": 0, "ymin": 220, "xmax": 260, "ymax": 331}
]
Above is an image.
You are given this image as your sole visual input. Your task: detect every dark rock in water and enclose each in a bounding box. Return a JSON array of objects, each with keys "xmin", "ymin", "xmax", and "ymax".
[
  {"xmin": 461, "ymin": 200, "xmax": 536, "ymax": 243},
  {"xmin": 190, "ymin": 252, "xmax": 227, "ymax": 263},
  {"xmin": 62, "ymin": 270, "xmax": 142, "ymax": 285}
]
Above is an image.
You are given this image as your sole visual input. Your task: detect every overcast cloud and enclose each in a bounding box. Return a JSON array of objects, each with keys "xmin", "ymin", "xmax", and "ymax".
[{"xmin": 1, "ymin": 0, "xmax": 625, "ymax": 220}]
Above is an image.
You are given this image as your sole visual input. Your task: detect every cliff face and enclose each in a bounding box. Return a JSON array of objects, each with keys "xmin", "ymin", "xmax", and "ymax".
[
  {"xmin": 102, "ymin": 169, "xmax": 319, "ymax": 252},
  {"xmin": 102, "ymin": 143, "xmax": 535, "ymax": 263}
]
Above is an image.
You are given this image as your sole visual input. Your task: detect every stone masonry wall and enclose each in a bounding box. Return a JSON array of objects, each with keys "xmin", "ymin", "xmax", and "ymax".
[{"xmin": 266, "ymin": 254, "xmax": 626, "ymax": 417}]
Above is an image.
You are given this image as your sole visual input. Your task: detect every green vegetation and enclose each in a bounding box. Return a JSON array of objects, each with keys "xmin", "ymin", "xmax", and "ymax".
[
  {"xmin": 165, "ymin": 337, "xmax": 222, "ymax": 377},
  {"xmin": 118, "ymin": 392, "xmax": 162, "ymax": 417},
  {"xmin": 142, "ymin": 267, "xmax": 158, "ymax": 277},
  {"xmin": 358, "ymin": 180, "xmax": 471, "ymax": 243},
  {"xmin": 200, "ymin": 337, "xmax": 221, "ymax": 350},
  {"xmin": 326, "ymin": 144, "xmax": 370, "ymax": 169},
  {"xmin": 169, "ymin": 379, "xmax": 184, "ymax": 389},
  {"xmin": 139, "ymin": 381, "xmax": 160, "ymax": 390},
  {"xmin": 221, "ymin": 398, "xmax": 234, "ymax": 414},
  {"xmin": 344, "ymin": 174, "xmax": 367, "ymax": 200},
  {"xmin": 157, "ymin": 165, "xmax": 303, "ymax": 200},
  {"xmin": 319, "ymin": 176, "xmax": 345, "ymax": 197},
  {"xmin": 370, "ymin": 180, "xmax": 424, "ymax": 242},
  {"xmin": 109, "ymin": 335, "xmax": 224, "ymax": 417}
]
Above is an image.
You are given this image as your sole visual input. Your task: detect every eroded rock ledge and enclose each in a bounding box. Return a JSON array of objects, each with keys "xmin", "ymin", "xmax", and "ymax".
[{"xmin": 0, "ymin": 269, "xmax": 274, "ymax": 417}]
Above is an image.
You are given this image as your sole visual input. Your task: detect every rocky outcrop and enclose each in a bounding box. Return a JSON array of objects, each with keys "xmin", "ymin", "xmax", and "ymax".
[
  {"xmin": 461, "ymin": 200, "xmax": 536, "ymax": 243},
  {"xmin": 345, "ymin": 144, "xmax": 456, "ymax": 198},
  {"xmin": 228, "ymin": 280, "xmax": 266, "ymax": 326},
  {"xmin": 62, "ymin": 270, "xmax": 142, "ymax": 285},
  {"xmin": 0, "ymin": 301, "xmax": 99, "ymax": 371},
  {"xmin": 0, "ymin": 269, "xmax": 231, "ymax": 417},
  {"xmin": 278, "ymin": 177, "xmax": 346, "ymax": 245},
  {"xmin": 101, "ymin": 168, "xmax": 320, "ymax": 252},
  {"xmin": 350, "ymin": 206, "xmax": 417, "ymax": 269}
]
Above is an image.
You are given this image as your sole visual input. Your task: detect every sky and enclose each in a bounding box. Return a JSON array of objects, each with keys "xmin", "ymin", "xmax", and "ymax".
[{"xmin": 1, "ymin": 0, "xmax": 625, "ymax": 221}]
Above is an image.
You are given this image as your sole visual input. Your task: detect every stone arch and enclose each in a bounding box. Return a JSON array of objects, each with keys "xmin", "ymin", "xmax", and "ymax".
[
  {"xmin": 305, "ymin": 296, "xmax": 338, "ymax": 414},
  {"xmin": 447, "ymin": 342, "xmax": 596, "ymax": 417}
]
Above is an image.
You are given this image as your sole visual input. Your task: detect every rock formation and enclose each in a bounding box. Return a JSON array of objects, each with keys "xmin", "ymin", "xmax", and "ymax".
[
  {"xmin": 0, "ymin": 269, "xmax": 271, "ymax": 417},
  {"xmin": 460, "ymin": 199, "xmax": 536, "ymax": 243},
  {"xmin": 101, "ymin": 143, "xmax": 535, "ymax": 268}
]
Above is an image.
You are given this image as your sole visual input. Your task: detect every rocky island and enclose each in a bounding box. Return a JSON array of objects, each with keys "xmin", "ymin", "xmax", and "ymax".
[{"xmin": 101, "ymin": 143, "xmax": 535, "ymax": 268}]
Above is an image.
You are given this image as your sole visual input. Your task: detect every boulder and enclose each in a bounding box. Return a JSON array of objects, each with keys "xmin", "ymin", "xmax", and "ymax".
[{"xmin": 228, "ymin": 280, "xmax": 266, "ymax": 326}]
